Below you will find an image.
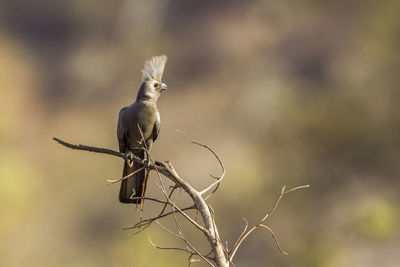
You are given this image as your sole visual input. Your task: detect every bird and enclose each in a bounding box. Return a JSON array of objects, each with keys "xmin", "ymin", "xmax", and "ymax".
[{"xmin": 117, "ymin": 55, "xmax": 168, "ymax": 204}]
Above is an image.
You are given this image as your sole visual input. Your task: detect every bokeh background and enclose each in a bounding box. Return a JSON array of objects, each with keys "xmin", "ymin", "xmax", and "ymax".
[{"xmin": 1, "ymin": 1, "xmax": 399, "ymax": 266}]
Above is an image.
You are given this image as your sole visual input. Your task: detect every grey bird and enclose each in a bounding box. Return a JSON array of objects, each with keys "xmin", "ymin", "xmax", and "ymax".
[{"xmin": 117, "ymin": 55, "xmax": 168, "ymax": 204}]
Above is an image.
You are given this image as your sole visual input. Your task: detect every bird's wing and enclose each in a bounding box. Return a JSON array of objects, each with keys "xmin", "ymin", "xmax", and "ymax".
[
  {"xmin": 152, "ymin": 111, "xmax": 161, "ymax": 142},
  {"xmin": 117, "ymin": 106, "xmax": 128, "ymax": 153}
]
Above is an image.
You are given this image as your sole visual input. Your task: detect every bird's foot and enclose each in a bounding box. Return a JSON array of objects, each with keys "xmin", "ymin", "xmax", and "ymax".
[
  {"xmin": 141, "ymin": 148, "xmax": 151, "ymax": 170},
  {"xmin": 126, "ymin": 151, "xmax": 134, "ymax": 168},
  {"xmin": 142, "ymin": 157, "xmax": 151, "ymax": 170}
]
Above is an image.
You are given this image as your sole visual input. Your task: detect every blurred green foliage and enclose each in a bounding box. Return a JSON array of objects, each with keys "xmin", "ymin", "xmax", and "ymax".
[{"xmin": 354, "ymin": 199, "xmax": 398, "ymax": 240}]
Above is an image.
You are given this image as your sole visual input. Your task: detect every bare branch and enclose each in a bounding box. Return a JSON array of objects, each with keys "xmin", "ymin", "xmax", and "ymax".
[
  {"xmin": 171, "ymin": 206, "xmax": 216, "ymax": 267},
  {"xmin": 231, "ymin": 217, "xmax": 248, "ymax": 255},
  {"xmin": 139, "ymin": 126, "xmax": 208, "ymax": 236},
  {"xmin": 265, "ymin": 184, "xmax": 310, "ymax": 222},
  {"xmin": 176, "ymin": 130, "xmax": 225, "ymax": 196},
  {"xmin": 54, "ymin": 135, "xmax": 307, "ymax": 267},
  {"xmin": 107, "ymin": 167, "xmax": 145, "ymax": 184},
  {"xmin": 229, "ymin": 184, "xmax": 309, "ymax": 262},
  {"xmin": 170, "ymin": 201, "xmax": 209, "ymax": 235},
  {"xmin": 138, "ymin": 124, "xmax": 169, "ymax": 198},
  {"xmin": 54, "ymin": 136, "xmax": 208, "ymax": 233},
  {"xmin": 149, "ymin": 159, "xmax": 204, "ymax": 234},
  {"xmin": 129, "ymin": 196, "xmax": 169, "ymax": 205},
  {"xmin": 208, "ymin": 204, "xmax": 229, "ymax": 258},
  {"xmin": 152, "ymin": 186, "xmax": 178, "ymax": 223},
  {"xmin": 53, "ymin": 137, "xmax": 128, "ymax": 160},
  {"xmin": 122, "ymin": 205, "xmax": 196, "ymax": 230},
  {"xmin": 153, "ymin": 213, "xmax": 216, "ymax": 267},
  {"xmin": 259, "ymin": 224, "xmax": 288, "ymax": 255},
  {"xmin": 284, "ymin": 184, "xmax": 310, "ymax": 194},
  {"xmin": 163, "ymin": 161, "xmax": 229, "ymax": 266},
  {"xmin": 156, "ymin": 221, "xmax": 181, "ymax": 239},
  {"xmin": 127, "ymin": 223, "xmax": 151, "ymax": 237},
  {"xmin": 148, "ymin": 235, "xmax": 194, "ymax": 254}
]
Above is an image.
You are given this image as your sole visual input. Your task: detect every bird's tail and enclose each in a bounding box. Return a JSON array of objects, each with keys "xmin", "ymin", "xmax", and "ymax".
[{"xmin": 119, "ymin": 151, "xmax": 147, "ymax": 204}]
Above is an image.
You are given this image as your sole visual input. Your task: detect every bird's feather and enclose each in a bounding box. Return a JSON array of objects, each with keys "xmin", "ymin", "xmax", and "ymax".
[{"xmin": 141, "ymin": 55, "xmax": 168, "ymax": 81}]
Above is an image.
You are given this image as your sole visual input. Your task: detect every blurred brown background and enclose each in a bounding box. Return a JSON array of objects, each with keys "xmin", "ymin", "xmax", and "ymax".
[{"xmin": 1, "ymin": 0, "xmax": 399, "ymax": 266}]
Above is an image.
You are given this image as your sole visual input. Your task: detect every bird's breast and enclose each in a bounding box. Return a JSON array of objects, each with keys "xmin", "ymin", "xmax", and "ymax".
[{"xmin": 125, "ymin": 102, "xmax": 157, "ymax": 145}]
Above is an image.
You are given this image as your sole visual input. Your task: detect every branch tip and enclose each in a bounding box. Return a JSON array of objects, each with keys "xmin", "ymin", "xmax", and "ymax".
[{"xmin": 54, "ymin": 135, "xmax": 306, "ymax": 267}]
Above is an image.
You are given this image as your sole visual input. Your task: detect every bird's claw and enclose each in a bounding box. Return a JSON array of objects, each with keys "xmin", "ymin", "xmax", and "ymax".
[
  {"xmin": 142, "ymin": 158, "xmax": 151, "ymax": 170},
  {"xmin": 126, "ymin": 151, "xmax": 134, "ymax": 168}
]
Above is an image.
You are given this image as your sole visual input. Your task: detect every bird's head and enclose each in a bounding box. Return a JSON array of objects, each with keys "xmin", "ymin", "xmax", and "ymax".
[{"xmin": 137, "ymin": 55, "xmax": 168, "ymax": 101}]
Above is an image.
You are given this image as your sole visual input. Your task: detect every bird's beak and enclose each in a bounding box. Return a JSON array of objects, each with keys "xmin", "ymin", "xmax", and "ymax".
[{"xmin": 161, "ymin": 82, "xmax": 168, "ymax": 91}]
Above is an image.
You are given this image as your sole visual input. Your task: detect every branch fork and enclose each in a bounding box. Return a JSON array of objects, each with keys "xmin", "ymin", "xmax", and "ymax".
[{"xmin": 53, "ymin": 132, "xmax": 308, "ymax": 267}]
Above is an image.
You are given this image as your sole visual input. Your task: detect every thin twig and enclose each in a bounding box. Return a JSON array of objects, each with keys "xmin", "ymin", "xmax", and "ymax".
[
  {"xmin": 285, "ymin": 185, "xmax": 310, "ymax": 194},
  {"xmin": 159, "ymin": 161, "xmax": 210, "ymax": 235},
  {"xmin": 53, "ymin": 137, "xmax": 128, "ymax": 160},
  {"xmin": 176, "ymin": 130, "xmax": 225, "ymax": 196},
  {"xmin": 107, "ymin": 167, "xmax": 145, "ymax": 184},
  {"xmin": 152, "ymin": 212, "xmax": 215, "ymax": 267},
  {"xmin": 54, "ymin": 135, "xmax": 307, "ymax": 267},
  {"xmin": 259, "ymin": 224, "xmax": 288, "ymax": 255},
  {"xmin": 127, "ymin": 223, "xmax": 151, "ymax": 237},
  {"xmin": 231, "ymin": 217, "xmax": 248, "ymax": 255},
  {"xmin": 171, "ymin": 206, "xmax": 216, "ymax": 267},
  {"xmin": 229, "ymin": 185, "xmax": 309, "ymax": 262},
  {"xmin": 148, "ymin": 235, "xmax": 195, "ymax": 254},
  {"xmin": 129, "ymin": 196, "xmax": 169, "ymax": 205},
  {"xmin": 122, "ymin": 205, "xmax": 196, "ymax": 230},
  {"xmin": 138, "ymin": 125, "xmax": 169, "ymax": 197},
  {"xmin": 154, "ymin": 186, "xmax": 178, "ymax": 223},
  {"xmin": 137, "ymin": 126, "xmax": 208, "ymax": 236},
  {"xmin": 156, "ymin": 221, "xmax": 181, "ymax": 239}
]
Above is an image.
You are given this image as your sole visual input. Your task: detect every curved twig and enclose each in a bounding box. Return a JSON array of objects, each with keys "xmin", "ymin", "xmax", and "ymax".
[
  {"xmin": 171, "ymin": 206, "xmax": 216, "ymax": 267},
  {"xmin": 231, "ymin": 217, "xmax": 248, "ymax": 254},
  {"xmin": 53, "ymin": 136, "xmax": 307, "ymax": 267},
  {"xmin": 176, "ymin": 130, "xmax": 225, "ymax": 196},
  {"xmin": 107, "ymin": 167, "xmax": 145, "ymax": 184},
  {"xmin": 229, "ymin": 184, "xmax": 309, "ymax": 262},
  {"xmin": 259, "ymin": 224, "xmax": 288, "ymax": 255}
]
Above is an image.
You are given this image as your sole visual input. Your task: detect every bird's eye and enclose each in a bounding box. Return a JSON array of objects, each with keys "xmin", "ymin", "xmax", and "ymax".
[{"xmin": 154, "ymin": 82, "xmax": 159, "ymax": 88}]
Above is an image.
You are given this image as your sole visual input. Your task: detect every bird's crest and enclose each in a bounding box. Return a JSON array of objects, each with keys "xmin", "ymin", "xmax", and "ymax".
[{"xmin": 141, "ymin": 55, "xmax": 168, "ymax": 81}]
